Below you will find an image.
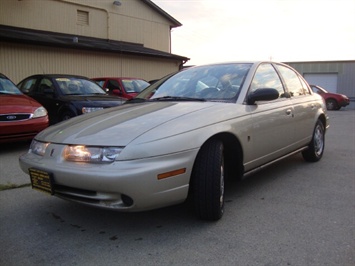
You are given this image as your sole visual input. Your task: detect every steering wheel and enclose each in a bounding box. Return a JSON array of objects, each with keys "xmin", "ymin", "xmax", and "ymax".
[{"xmin": 199, "ymin": 87, "xmax": 220, "ymax": 98}]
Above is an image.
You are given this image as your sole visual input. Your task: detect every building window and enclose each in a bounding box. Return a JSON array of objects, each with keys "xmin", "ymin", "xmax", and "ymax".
[{"xmin": 77, "ymin": 10, "xmax": 89, "ymax": 25}]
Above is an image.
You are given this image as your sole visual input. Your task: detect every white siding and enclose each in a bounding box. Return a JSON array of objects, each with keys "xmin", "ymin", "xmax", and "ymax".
[{"xmin": 304, "ymin": 74, "xmax": 338, "ymax": 93}]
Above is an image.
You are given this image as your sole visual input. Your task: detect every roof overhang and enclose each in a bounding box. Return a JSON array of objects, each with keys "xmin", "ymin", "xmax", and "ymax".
[
  {"xmin": 0, "ymin": 25, "xmax": 189, "ymax": 62},
  {"xmin": 141, "ymin": 0, "xmax": 182, "ymax": 28}
]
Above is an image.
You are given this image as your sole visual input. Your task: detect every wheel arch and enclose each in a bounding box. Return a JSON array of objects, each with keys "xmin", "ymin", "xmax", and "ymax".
[
  {"xmin": 197, "ymin": 132, "xmax": 244, "ymax": 180},
  {"xmin": 325, "ymin": 97, "xmax": 339, "ymax": 110},
  {"xmin": 317, "ymin": 113, "xmax": 328, "ymax": 132},
  {"xmin": 58, "ymin": 104, "xmax": 78, "ymax": 118},
  {"xmin": 326, "ymin": 97, "xmax": 337, "ymax": 103}
]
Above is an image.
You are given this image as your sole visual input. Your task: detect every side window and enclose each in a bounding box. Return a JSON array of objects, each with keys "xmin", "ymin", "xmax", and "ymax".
[
  {"xmin": 18, "ymin": 78, "xmax": 37, "ymax": 93},
  {"xmin": 107, "ymin": 80, "xmax": 120, "ymax": 91},
  {"xmin": 250, "ymin": 63, "xmax": 285, "ymax": 97},
  {"xmin": 95, "ymin": 80, "xmax": 105, "ymax": 87},
  {"xmin": 38, "ymin": 78, "xmax": 54, "ymax": 94},
  {"xmin": 275, "ymin": 65, "xmax": 305, "ymax": 97}
]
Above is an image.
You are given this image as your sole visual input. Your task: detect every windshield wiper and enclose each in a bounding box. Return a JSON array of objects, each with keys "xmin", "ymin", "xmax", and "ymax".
[{"xmin": 151, "ymin": 96, "xmax": 206, "ymax": 102}]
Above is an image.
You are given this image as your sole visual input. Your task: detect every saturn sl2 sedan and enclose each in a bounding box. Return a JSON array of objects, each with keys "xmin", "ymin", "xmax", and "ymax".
[{"xmin": 19, "ymin": 61, "xmax": 329, "ymax": 221}]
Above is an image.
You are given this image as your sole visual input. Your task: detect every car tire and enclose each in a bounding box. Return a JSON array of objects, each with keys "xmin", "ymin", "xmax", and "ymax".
[
  {"xmin": 192, "ymin": 139, "xmax": 225, "ymax": 221},
  {"xmin": 60, "ymin": 111, "xmax": 75, "ymax": 121},
  {"xmin": 326, "ymin": 99, "xmax": 338, "ymax": 110},
  {"xmin": 302, "ymin": 120, "xmax": 325, "ymax": 162}
]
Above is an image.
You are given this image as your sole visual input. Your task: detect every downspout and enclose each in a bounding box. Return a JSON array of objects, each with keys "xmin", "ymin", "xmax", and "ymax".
[
  {"xmin": 169, "ymin": 26, "xmax": 172, "ymax": 53},
  {"xmin": 179, "ymin": 59, "xmax": 188, "ymax": 70}
]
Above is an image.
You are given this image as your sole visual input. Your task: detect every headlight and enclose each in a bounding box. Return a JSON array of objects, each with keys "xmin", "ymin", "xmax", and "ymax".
[
  {"xmin": 30, "ymin": 139, "xmax": 49, "ymax": 156},
  {"xmin": 32, "ymin": 107, "xmax": 48, "ymax": 118},
  {"xmin": 64, "ymin": 145, "xmax": 123, "ymax": 163},
  {"xmin": 82, "ymin": 107, "xmax": 104, "ymax": 114}
]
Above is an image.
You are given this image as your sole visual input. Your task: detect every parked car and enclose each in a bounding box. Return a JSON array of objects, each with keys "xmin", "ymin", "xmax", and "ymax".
[
  {"xmin": 20, "ymin": 62, "xmax": 329, "ymax": 221},
  {"xmin": 92, "ymin": 77, "xmax": 150, "ymax": 99},
  {"xmin": 0, "ymin": 74, "xmax": 48, "ymax": 143},
  {"xmin": 310, "ymin": 84, "xmax": 350, "ymax": 110},
  {"xmin": 17, "ymin": 74, "xmax": 125, "ymax": 124}
]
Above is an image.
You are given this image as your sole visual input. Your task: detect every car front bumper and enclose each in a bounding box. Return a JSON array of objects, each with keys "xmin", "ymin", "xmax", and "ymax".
[
  {"xmin": 0, "ymin": 117, "xmax": 48, "ymax": 143},
  {"xmin": 339, "ymin": 99, "xmax": 350, "ymax": 107},
  {"xmin": 19, "ymin": 144, "xmax": 198, "ymax": 212}
]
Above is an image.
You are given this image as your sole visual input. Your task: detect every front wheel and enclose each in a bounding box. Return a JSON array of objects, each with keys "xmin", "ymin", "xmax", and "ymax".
[
  {"xmin": 302, "ymin": 120, "xmax": 325, "ymax": 162},
  {"xmin": 60, "ymin": 111, "xmax": 75, "ymax": 121},
  {"xmin": 191, "ymin": 139, "xmax": 225, "ymax": 221},
  {"xmin": 326, "ymin": 99, "xmax": 338, "ymax": 110}
]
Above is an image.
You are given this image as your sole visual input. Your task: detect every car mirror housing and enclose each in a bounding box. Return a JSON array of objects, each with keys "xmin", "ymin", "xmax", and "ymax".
[
  {"xmin": 247, "ymin": 88, "xmax": 280, "ymax": 105},
  {"xmin": 112, "ymin": 89, "xmax": 122, "ymax": 95}
]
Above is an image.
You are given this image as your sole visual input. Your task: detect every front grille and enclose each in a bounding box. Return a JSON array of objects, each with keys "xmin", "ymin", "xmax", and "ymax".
[
  {"xmin": 55, "ymin": 184, "xmax": 97, "ymax": 196},
  {"xmin": 0, "ymin": 113, "xmax": 32, "ymax": 122},
  {"xmin": 0, "ymin": 132, "xmax": 38, "ymax": 141}
]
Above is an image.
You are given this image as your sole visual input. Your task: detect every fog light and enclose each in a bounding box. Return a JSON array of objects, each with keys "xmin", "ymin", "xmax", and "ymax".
[{"xmin": 121, "ymin": 194, "xmax": 133, "ymax": 206}]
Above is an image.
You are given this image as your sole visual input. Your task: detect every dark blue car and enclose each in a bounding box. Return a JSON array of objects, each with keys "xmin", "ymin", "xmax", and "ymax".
[{"xmin": 18, "ymin": 74, "xmax": 125, "ymax": 124}]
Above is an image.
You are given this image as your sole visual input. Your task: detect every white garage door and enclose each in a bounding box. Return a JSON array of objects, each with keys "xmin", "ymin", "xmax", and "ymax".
[{"xmin": 304, "ymin": 73, "xmax": 338, "ymax": 93}]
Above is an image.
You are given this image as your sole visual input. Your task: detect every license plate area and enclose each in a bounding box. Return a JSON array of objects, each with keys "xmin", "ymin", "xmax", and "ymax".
[{"xmin": 29, "ymin": 168, "xmax": 54, "ymax": 195}]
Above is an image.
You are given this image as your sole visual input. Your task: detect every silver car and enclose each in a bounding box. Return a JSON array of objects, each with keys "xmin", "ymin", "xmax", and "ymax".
[{"xmin": 19, "ymin": 61, "xmax": 329, "ymax": 221}]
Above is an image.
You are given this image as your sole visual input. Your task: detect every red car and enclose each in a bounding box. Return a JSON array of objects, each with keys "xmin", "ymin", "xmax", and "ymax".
[
  {"xmin": 92, "ymin": 77, "xmax": 150, "ymax": 99},
  {"xmin": 0, "ymin": 74, "xmax": 49, "ymax": 143},
  {"xmin": 310, "ymin": 85, "xmax": 350, "ymax": 110}
]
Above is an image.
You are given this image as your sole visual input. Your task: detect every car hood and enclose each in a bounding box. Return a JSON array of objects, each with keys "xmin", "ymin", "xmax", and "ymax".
[
  {"xmin": 325, "ymin": 92, "xmax": 349, "ymax": 99},
  {"xmin": 36, "ymin": 101, "xmax": 225, "ymax": 145},
  {"xmin": 0, "ymin": 94, "xmax": 41, "ymax": 113}
]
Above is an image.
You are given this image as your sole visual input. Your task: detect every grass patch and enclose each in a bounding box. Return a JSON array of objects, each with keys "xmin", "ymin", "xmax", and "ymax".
[{"xmin": 0, "ymin": 183, "xmax": 31, "ymax": 191}]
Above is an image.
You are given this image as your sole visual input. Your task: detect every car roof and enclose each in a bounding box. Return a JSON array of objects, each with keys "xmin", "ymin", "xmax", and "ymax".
[
  {"xmin": 92, "ymin": 77, "xmax": 146, "ymax": 80},
  {"xmin": 22, "ymin": 74, "xmax": 90, "ymax": 79},
  {"xmin": 0, "ymin": 73, "xmax": 11, "ymax": 79}
]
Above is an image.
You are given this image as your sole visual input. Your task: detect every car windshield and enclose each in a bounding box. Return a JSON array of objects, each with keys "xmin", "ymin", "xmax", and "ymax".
[
  {"xmin": 0, "ymin": 76, "xmax": 23, "ymax": 95},
  {"xmin": 312, "ymin": 85, "xmax": 328, "ymax": 94},
  {"xmin": 122, "ymin": 79, "xmax": 150, "ymax": 93},
  {"xmin": 56, "ymin": 77, "xmax": 106, "ymax": 95},
  {"xmin": 136, "ymin": 63, "xmax": 252, "ymax": 102}
]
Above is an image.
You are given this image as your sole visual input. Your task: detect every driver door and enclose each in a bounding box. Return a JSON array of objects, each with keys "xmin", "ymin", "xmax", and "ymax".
[{"xmin": 244, "ymin": 63, "xmax": 295, "ymax": 171}]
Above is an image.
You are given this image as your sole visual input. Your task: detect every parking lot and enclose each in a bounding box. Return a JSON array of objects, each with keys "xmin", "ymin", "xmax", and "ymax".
[{"xmin": 1, "ymin": 108, "xmax": 354, "ymax": 266}]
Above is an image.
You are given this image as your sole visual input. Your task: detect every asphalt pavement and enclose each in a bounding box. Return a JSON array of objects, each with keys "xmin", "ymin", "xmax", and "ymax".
[{"xmin": 0, "ymin": 107, "xmax": 354, "ymax": 266}]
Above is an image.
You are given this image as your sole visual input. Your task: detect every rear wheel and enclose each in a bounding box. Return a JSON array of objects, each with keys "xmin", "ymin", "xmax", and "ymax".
[
  {"xmin": 192, "ymin": 139, "xmax": 225, "ymax": 221},
  {"xmin": 302, "ymin": 120, "xmax": 325, "ymax": 162}
]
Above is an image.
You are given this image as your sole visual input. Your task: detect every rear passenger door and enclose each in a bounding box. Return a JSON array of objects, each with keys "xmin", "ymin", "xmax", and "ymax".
[{"xmin": 274, "ymin": 64, "xmax": 317, "ymax": 145}]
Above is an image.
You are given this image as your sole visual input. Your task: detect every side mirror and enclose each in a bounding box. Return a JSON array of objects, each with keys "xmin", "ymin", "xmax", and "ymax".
[
  {"xmin": 247, "ymin": 88, "xmax": 279, "ymax": 105},
  {"xmin": 112, "ymin": 89, "xmax": 122, "ymax": 96}
]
